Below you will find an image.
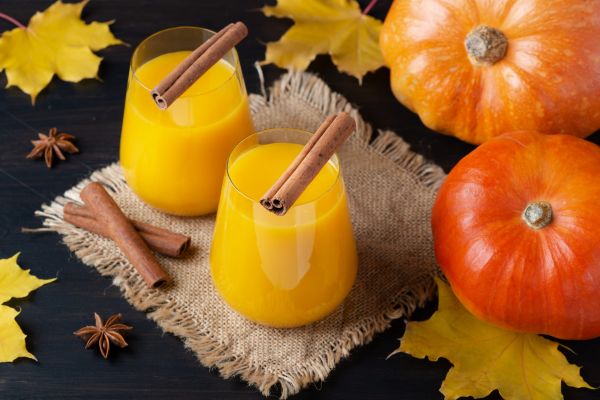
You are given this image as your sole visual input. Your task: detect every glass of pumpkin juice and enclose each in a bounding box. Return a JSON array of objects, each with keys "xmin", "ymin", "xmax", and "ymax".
[
  {"xmin": 120, "ymin": 27, "xmax": 253, "ymax": 216},
  {"xmin": 210, "ymin": 128, "xmax": 358, "ymax": 327}
]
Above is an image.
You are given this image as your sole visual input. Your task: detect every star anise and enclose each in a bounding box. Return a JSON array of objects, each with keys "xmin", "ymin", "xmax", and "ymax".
[
  {"xmin": 74, "ymin": 313, "xmax": 133, "ymax": 359},
  {"xmin": 26, "ymin": 127, "xmax": 79, "ymax": 168}
]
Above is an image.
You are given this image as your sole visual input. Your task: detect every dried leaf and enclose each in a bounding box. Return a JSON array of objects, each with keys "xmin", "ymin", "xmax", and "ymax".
[
  {"xmin": 0, "ymin": 253, "xmax": 56, "ymax": 303},
  {"xmin": 0, "ymin": 253, "xmax": 55, "ymax": 363},
  {"xmin": 395, "ymin": 278, "xmax": 593, "ymax": 400},
  {"xmin": 0, "ymin": 0, "xmax": 122, "ymax": 103},
  {"xmin": 0, "ymin": 305, "xmax": 36, "ymax": 362},
  {"xmin": 263, "ymin": 0, "xmax": 384, "ymax": 82}
]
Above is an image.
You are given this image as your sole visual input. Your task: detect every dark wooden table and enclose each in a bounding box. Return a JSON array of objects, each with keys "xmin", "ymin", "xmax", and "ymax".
[{"xmin": 1, "ymin": 1, "xmax": 599, "ymax": 399}]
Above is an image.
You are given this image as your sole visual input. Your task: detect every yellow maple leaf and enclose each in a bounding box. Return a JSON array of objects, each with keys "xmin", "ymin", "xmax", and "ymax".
[
  {"xmin": 0, "ymin": 253, "xmax": 56, "ymax": 303},
  {"xmin": 262, "ymin": 0, "xmax": 385, "ymax": 82},
  {"xmin": 394, "ymin": 278, "xmax": 593, "ymax": 400},
  {"xmin": 0, "ymin": 305, "xmax": 36, "ymax": 362},
  {"xmin": 0, "ymin": 0, "xmax": 122, "ymax": 103},
  {"xmin": 0, "ymin": 253, "xmax": 55, "ymax": 363}
]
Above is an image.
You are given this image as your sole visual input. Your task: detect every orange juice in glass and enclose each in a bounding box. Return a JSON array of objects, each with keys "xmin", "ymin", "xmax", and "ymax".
[
  {"xmin": 210, "ymin": 129, "xmax": 358, "ymax": 327},
  {"xmin": 120, "ymin": 27, "xmax": 253, "ymax": 216}
]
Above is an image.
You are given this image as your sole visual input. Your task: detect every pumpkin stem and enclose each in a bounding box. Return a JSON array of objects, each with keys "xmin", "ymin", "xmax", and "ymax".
[
  {"xmin": 465, "ymin": 25, "xmax": 508, "ymax": 66},
  {"xmin": 522, "ymin": 201, "xmax": 553, "ymax": 230}
]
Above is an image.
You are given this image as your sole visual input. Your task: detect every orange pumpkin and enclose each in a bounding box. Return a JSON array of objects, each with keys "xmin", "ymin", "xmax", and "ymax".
[
  {"xmin": 380, "ymin": 0, "xmax": 600, "ymax": 144},
  {"xmin": 432, "ymin": 131, "xmax": 600, "ymax": 339}
]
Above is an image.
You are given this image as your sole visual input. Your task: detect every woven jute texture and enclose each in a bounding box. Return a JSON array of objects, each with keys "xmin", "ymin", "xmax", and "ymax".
[{"xmin": 35, "ymin": 71, "xmax": 444, "ymax": 398}]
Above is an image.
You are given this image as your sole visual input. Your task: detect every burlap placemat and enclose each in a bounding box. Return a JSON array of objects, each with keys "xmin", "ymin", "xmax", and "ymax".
[{"xmin": 35, "ymin": 71, "xmax": 444, "ymax": 398}]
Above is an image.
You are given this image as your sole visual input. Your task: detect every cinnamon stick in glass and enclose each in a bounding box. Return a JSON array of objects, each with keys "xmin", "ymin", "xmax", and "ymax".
[
  {"xmin": 260, "ymin": 112, "xmax": 356, "ymax": 216},
  {"xmin": 80, "ymin": 182, "xmax": 170, "ymax": 288},
  {"xmin": 151, "ymin": 21, "xmax": 248, "ymax": 109},
  {"xmin": 63, "ymin": 203, "xmax": 190, "ymax": 258},
  {"xmin": 260, "ymin": 115, "xmax": 336, "ymax": 211}
]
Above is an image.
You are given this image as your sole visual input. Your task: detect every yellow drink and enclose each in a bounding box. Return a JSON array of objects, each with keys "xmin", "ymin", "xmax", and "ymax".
[
  {"xmin": 120, "ymin": 28, "xmax": 253, "ymax": 216},
  {"xmin": 210, "ymin": 130, "xmax": 358, "ymax": 327}
]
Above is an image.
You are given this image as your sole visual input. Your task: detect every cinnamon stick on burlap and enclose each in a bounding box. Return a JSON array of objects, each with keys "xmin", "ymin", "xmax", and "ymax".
[
  {"xmin": 151, "ymin": 21, "xmax": 248, "ymax": 109},
  {"xmin": 63, "ymin": 203, "xmax": 190, "ymax": 258},
  {"xmin": 260, "ymin": 112, "xmax": 356, "ymax": 216},
  {"xmin": 80, "ymin": 182, "xmax": 170, "ymax": 288}
]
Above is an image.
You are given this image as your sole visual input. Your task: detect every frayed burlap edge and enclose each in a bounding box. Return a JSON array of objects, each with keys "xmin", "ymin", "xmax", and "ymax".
[{"xmin": 33, "ymin": 71, "xmax": 444, "ymax": 398}]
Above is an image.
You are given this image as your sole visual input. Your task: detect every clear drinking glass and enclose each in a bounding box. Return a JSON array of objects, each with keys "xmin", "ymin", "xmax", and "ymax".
[
  {"xmin": 120, "ymin": 27, "xmax": 254, "ymax": 216},
  {"xmin": 210, "ymin": 129, "xmax": 358, "ymax": 328}
]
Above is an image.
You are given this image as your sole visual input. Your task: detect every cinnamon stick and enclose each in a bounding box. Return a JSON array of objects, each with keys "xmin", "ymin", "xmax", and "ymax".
[
  {"xmin": 151, "ymin": 22, "xmax": 248, "ymax": 109},
  {"xmin": 260, "ymin": 114, "xmax": 336, "ymax": 211},
  {"xmin": 80, "ymin": 182, "xmax": 170, "ymax": 288},
  {"xmin": 260, "ymin": 112, "xmax": 356, "ymax": 216},
  {"xmin": 63, "ymin": 203, "xmax": 190, "ymax": 258}
]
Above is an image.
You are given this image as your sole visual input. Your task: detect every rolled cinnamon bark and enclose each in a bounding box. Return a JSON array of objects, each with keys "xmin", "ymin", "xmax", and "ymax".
[
  {"xmin": 261, "ymin": 112, "xmax": 356, "ymax": 216},
  {"xmin": 63, "ymin": 203, "xmax": 190, "ymax": 258},
  {"xmin": 80, "ymin": 183, "xmax": 170, "ymax": 288},
  {"xmin": 151, "ymin": 22, "xmax": 248, "ymax": 109},
  {"xmin": 260, "ymin": 114, "xmax": 336, "ymax": 210},
  {"xmin": 151, "ymin": 23, "xmax": 233, "ymax": 107}
]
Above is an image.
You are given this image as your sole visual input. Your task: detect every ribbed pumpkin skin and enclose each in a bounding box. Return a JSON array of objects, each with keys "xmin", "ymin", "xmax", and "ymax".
[
  {"xmin": 432, "ymin": 131, "xmax": 600, "ymax": 339},
  {"xmin": 380, "ymin": 0, "xmax": 600, "ymax": 144}
]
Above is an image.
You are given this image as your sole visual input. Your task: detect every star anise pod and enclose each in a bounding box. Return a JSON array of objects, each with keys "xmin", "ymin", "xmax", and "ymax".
[
  {"xmin": 74, "ymin": 313, "xmax": 133, "ymax": 359},
  {"xmin": 26, "ymin": 127, "xmax": 79, "ymax": 168}
]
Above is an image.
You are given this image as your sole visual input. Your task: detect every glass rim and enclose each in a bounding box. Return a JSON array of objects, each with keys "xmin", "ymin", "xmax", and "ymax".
[
  {"xmin": 225, "ymin": 128, "xmax": 343, "ymax": 207},
  {"xmin": 129, "ymin": 26, "xmax": 241, "ymax": 97}
]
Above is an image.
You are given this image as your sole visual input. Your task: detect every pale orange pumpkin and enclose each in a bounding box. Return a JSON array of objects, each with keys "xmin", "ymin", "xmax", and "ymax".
[{"xmin": 380, "ymin": 0, "xmax": 600, "ymax": 144}]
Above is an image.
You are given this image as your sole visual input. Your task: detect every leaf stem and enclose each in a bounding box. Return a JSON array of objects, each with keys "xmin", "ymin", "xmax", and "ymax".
[
  {"xmin": 0, "ymin": 12, "xmax": 26, "ymax": 29},
  {"xmin": 362, "ymin": 0, "xmax": 379, "ymax": 15}
]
